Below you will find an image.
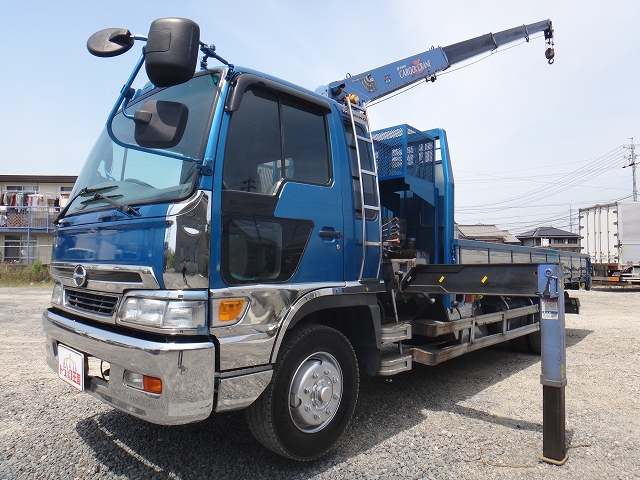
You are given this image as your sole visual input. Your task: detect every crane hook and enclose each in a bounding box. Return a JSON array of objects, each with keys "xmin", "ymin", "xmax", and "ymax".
[
  {"xmin": 545, "ymin": 47, "xmax": 555, "ymax": 65},
  {"xmin": 544, "ymin": 24, "xmax": 555, "ymax": 65}
]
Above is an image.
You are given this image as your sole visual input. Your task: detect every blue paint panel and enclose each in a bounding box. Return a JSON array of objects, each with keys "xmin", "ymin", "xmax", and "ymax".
[
  {"xmin": 202, "ymin": 73, "xmax": 232, "ymax": 289},
  {"xmin": 274, "ymin": 180, "xmax": 344, "ymax": 283},
  {"xmin": 424, "ymin": 128, "xmax": 454, "ymax": 265},
  {"xmin": 208, "ymin": 72, "xmax": 347, "ymax": 287},
  {"xmin": 331, "ymin": 111, "xmax": 360, "ymax": 282},
  {"xmin": 53, "ymin": 214, "xmax": 168, "ymax": 280}
]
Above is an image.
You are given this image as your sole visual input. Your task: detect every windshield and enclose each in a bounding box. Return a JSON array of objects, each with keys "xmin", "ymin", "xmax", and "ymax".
[{"xmin": 66, "ymin": 71, "xmax": 222, "ymax": 216}]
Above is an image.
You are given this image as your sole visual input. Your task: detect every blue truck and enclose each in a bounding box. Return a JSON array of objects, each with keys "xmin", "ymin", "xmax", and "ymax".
[{"xmin": 43, "ymin": 18, "xmax": 589, "ymax": 460}]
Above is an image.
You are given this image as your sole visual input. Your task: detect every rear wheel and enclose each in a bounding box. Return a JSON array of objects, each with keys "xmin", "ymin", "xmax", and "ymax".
[
  {"xmin": 246, "ymin": 324, "xmax": 359, "ymax": 460},
  {"xmin": 510, "ymin": 335, "xmax": 531, "ymax": 353},
  {"xmin": 527, "ymin": 329, "xmax": 542, "ymax": 354},
  {"xmin": 510, "ymin": 329, "xmax": 542, "ymax": 354}
]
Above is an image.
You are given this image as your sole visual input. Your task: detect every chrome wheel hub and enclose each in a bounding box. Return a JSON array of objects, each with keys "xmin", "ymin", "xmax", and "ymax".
[{"xmin": 288, "ymin": 352, "xmax": 343, "ymax": 433}]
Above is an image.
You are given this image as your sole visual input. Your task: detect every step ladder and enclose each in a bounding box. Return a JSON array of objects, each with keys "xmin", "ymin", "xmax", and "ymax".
[
  {"xmin": 344, "ymin": 96, "xmax": 383, "ymax": 282},
  {"xmin": 344, "ymin": 97, "xmax": 411, "ymax": 376},
  {"xmin": 379, "ymin": 282, "xmax": 412, "ymax": 376},
  {"xmin": 378, "ymin": 321, "xmax": 413, "ymax": 376}
]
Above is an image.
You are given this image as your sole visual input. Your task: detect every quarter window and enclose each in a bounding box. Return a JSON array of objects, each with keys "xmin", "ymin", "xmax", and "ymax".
[{"xmin": 222, "ymin": 215, "xmax": 313, "ymax": 284}]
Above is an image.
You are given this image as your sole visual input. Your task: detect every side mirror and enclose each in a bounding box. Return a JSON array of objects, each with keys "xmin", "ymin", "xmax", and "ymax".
[
  {"xmin": 145, "ymin": 18, "xmax": 200, "ymax": 87},
  {"xmin": 87, "ymin": 28, "xmax": 134, "ymax": 57},
  {"xmin": 134, "ymin": 100, "xmax": 189, "ymax": 148}
]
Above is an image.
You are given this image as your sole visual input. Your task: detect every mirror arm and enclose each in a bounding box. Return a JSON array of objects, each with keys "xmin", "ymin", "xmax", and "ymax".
[
  {"xmin": 121, "ymin": 87, "xmax": 137, "ymax": 119},
  {"xmin": 119, "ymin": 37, "xmax": 149, "ymax": 119},
  {"xmin": 106, "ymin": 51, "xmax": 146, "ymax": 124},
  {"xmin": 105, "ymin": 50, "xmax": 199, "ymax": 164},
  {"xmin": 199, "ymin": 42, "xmax": 234, "ymax": 78}
]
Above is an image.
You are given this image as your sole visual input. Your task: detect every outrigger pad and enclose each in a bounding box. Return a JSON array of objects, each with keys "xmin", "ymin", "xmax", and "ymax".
[{"xmin": 564, "ymin": 294, "xmax": 580, "ymax": 314}]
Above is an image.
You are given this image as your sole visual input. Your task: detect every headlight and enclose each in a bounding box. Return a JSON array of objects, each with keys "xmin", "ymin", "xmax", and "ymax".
[
  {"xmin": 51, "ymin": 282, "xmax": 63, "ymax": 306},
  {"xmin": 118, "ymin": 297, "xmax": 206, "ymax": 331}
]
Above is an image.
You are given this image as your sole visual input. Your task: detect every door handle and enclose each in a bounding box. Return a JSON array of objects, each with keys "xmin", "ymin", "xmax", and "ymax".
[{"xmin": 319, "ymin": 229, "xmax": 342, "ymax": 239}]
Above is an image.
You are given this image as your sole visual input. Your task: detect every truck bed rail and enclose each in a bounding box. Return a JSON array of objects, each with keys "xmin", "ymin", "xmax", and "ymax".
[{"xmin": 454, "ymin": 239, "xmax": 591, "ymax": 288}]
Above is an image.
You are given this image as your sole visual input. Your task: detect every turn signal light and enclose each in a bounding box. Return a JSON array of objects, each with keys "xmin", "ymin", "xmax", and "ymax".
[
  {"xmin": 124, "ymin": 370, "xmax": 162, "ymax": 394},
  {"xmin": 142, "ymin": 376, "xmax": 162, "ymax": 394},
  {"xmin": 219, "ymin": 299, "xmax": 245, "ymax": 321}
]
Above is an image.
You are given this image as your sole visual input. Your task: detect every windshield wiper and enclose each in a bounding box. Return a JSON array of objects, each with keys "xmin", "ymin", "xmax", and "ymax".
[
  {"xmin": 54, "ymin": 185, "xmax": 118, "ymax": 224},
  {"xmin": 81, "ymin": 193, "xmax": 140, "ymax": 217}
]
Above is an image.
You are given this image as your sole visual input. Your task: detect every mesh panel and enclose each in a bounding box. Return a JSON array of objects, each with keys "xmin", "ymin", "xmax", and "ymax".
[
  {"xmin": 373, "ymin": 125, "xmax": 434, "ymax": 183},
  {"xmin": 373, "ymin": 127, "xmax": 404, "ymax": 178},
  {"xmin": 66, "ymin": 289, "xmax": 119, "ymax": 317}
]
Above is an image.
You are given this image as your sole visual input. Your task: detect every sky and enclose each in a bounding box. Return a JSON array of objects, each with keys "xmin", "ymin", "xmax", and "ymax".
[{"xmin": 1, "ymin": 0, "xmax": 638, "ymax": 234}]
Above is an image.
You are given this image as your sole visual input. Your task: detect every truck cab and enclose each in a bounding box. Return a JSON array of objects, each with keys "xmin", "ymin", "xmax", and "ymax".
[{"xmin": 44, "ymin": 58, "xmax": 385, "ymax": 458}]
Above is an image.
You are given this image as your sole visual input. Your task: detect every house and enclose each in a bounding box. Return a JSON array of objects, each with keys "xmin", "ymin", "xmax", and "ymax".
[
  {"xmin": 516, "ymin": 226, "xmax": 580, "ymax": 253},
  {"xmin": 0, "ymin": 175, "xmax": 77, "ymax": 264},
  {"xmin": 456, "ymin": 224, "xmax": 521, "ymax": 244}
]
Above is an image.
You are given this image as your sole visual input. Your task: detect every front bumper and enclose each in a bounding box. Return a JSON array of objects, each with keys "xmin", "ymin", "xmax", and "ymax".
[{"xmin": 42, "ymin": 308, "xmax": 215, "ymax": 425}]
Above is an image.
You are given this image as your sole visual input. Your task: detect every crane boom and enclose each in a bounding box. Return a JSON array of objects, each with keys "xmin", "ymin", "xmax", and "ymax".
[{"xmin": 316, "ymin": 20, "xmax": 553, "ymax": 104}]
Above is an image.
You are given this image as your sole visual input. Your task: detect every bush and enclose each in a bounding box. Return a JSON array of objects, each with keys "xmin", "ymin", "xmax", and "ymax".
[{"xmin": 0, "ymin": 261, "xmax": 51, "ymax": 285}]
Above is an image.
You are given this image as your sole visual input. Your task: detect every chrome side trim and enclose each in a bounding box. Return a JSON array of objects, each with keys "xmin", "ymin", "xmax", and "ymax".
[
  {"xmin": 51, "ymin": 262, "xmax": 160, "ymax": 292},
  {"xmin": 42, "ymin": 309, "xmax": 215, "ymax": 425},
  {"xmin": 163, "ymin": 191, "xmax": 211, "ymax": 290},
  {"xmin": 269, "ymin": 280, "xmax": 383, "ymax": 362},
  {"xmin": 270, "ymin": 287, "xmax": 344, "ymax": 359},
  {"xmin": 210, "ymin": 282, "xmax": 345, "ymax": 371},
  {"xmin": 215, "ymin": 370, "xmax": 273, "ymax": 412}
]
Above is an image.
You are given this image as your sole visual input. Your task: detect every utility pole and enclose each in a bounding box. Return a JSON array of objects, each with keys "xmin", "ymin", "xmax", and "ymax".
[
  {"xmin": 623, "ymin": 138, "xmax": 638, "ymax": 202},
  {"xmin": 569, "ymin": 205, "xmax": 572, "ymax": 233}
]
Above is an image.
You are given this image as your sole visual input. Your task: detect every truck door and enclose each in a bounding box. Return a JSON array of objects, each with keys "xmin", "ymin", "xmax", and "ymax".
[{"xmin": 216, "ymin": 77, "xmax": 344, "ymax": 286}]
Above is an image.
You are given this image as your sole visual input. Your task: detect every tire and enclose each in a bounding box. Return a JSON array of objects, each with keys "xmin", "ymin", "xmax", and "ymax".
[
  {"xmin": 527, "ymin": 329, "xmax": 542, "ymax": 354},
  {"xmin": 510, "ymin": 335, "xmax": 532, "ymax": 353},
  {"xmin": 510, "ymin": 329, "xmax": 542, "ymax": 354},
  {"xmin": 246, "ymin": 324, "xmax": 359, "ymax": 460}
]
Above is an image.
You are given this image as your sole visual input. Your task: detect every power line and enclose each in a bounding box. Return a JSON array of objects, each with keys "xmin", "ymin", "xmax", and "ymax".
[
  {"xmin": 455, "ymin": 154, "xmax": 627, "ymax": 184},
  {"xmin": 456, "ymin": 146, "xmax": 626, "ymax": 212}
]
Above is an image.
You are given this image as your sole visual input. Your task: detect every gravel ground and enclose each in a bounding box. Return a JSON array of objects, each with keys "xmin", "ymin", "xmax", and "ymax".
[{"xmin": 1, "ymin": 286, "xmax": 639, "ymax": 479}]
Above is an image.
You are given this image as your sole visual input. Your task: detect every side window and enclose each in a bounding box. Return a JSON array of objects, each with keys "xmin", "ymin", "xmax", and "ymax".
[
  {"xmin": 281, "ymin": 99, "xmax": 330, "ymax": 185},
  {"xmin": 344, "ymin": 121, "xmax": 378, "ymax": 220},
  {"xmin": 222, "ymin": 215, "xmax": 313, "ymax": 284},
  {"xmin": 223, "ymin": 86, "xmax": 330, "ymax": 194},
  {"xmin": 223, "ymin": 88, "xmax": 281, "ymax": 193}
]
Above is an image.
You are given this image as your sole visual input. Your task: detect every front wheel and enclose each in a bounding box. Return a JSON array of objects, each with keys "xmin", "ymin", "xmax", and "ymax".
[{"xmin": 246, "ymin": 324, "xmax": 359, "ymax": 460}]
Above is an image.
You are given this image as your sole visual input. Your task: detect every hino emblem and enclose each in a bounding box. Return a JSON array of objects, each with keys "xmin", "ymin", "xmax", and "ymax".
[{"xmin": 73, "ymin": 265, "xmax": 88, "ymax": 287}]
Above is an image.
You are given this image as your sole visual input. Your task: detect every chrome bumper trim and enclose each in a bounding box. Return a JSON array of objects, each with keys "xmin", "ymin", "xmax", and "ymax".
[
  {"xmin": 215, "ymin": 369, "xmax": 273, "ymax": 412},
  {"xmin": 42, "ymin": 309, "xmax": 215, "ymax": 425}
]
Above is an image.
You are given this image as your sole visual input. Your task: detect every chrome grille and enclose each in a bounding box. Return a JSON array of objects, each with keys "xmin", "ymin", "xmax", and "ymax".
[
  {"xmin": 66, "ymin": 289, "xmax": 119, "ymax": 317},
  {"xmin": 49, "ymin": 262, "xmax": 160, "ymax": 293}
]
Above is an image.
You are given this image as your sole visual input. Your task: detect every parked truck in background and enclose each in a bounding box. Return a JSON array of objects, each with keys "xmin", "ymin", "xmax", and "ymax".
[
  {"xmin": 580, "ymin": 201, "xmax": 640, "ymax": 283},
  {"xmin": 42, "ymin": 18, "xmax": 589, "ymax": 460}
]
